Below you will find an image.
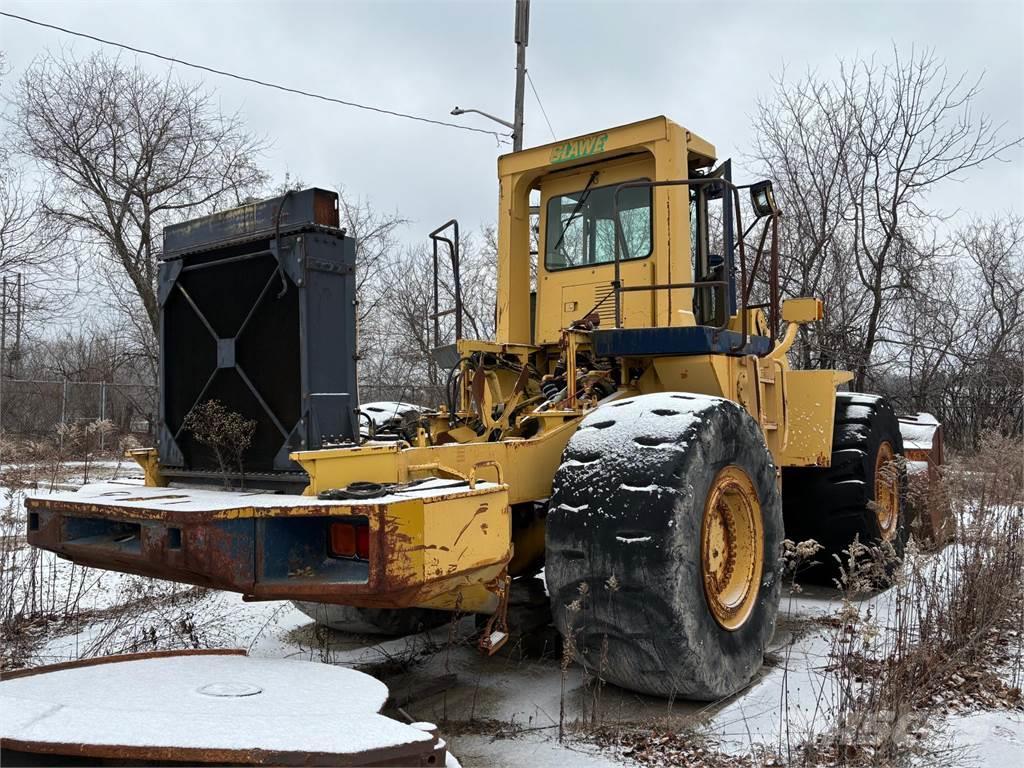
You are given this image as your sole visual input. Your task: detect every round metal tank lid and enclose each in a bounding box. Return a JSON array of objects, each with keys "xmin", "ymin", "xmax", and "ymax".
[{"xmin": 0, "ymin": 650, "xmax": 440, "ymax": 765}]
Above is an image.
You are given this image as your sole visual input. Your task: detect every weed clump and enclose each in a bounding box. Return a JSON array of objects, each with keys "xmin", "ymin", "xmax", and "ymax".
[{"xmin": 182, "ymin": 399, "xmax": 256, "ymax": 487}]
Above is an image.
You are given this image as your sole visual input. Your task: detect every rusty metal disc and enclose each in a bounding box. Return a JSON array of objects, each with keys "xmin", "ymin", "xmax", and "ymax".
[{"xmin": 1, "ymin": 649, "xmax": 446, "ymax": 766}]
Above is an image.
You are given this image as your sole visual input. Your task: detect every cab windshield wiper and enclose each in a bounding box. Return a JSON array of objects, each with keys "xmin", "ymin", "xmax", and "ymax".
[{"xmin": 551, "ymin": 171, "xmax": 599, "ymax": 265}]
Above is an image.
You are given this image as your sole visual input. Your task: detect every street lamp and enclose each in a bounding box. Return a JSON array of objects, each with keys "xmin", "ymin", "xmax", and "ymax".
[{"xmin": 450, "ymin": 106, "xmax": 515, "ymax": 135}]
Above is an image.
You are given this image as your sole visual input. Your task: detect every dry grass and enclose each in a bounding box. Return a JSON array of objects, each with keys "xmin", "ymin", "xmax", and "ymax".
[
  {"xmin": 0, "ymin": 439, "xmax": 226, "ymax": 671},
  {"xmin": 794, "ymin": 432, "xmax": 1024, "ymax": 766}
]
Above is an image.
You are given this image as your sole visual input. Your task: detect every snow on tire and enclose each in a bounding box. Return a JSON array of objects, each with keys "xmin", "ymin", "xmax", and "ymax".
[{"xmin": 545, "ymin": 393, "xmax": 784, "ymax": 700}]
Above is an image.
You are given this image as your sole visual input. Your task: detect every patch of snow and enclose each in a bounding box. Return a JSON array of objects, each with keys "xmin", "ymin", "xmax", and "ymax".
[
  {"xmin": 899, "ymin": 412, "xmax": 940, "ymax": 450},
  {"xmin": 908, "ymin": 459, "xmax": 930, "ymax": 476},
  {"xmin": 360, "ymin": 401, "xmax": 422, "ymax": 426},
  {"xmin": 488, "ymin": 631, "xmax": 507, "ymax": 647},
  {"xmin": 945, "ymin": 710, "xmax": 1024, "ymax": 765},
  {"xmin": 0, "ymin": 654, "xmax": 432, "ymax": 755},
  {"xmin": 615, "ymin": 535, "xmax": 652, "ymax": 544},
  {"xmin": 452, "ymin": 731, "xmax": 621, "ymax": 767},
  {"xmin": 556, "ymin": 502, "xmax": 589, "ymax": 513},
  {"xmin": 619, "ymin": 483, "xmax": 667, "ymax": 493},
  {"xmin": 26, "ymin": 477, "xmax": 500, "ymax": 513}
]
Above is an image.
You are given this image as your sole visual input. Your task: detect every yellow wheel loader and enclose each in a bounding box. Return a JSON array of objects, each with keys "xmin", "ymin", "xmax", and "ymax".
[{"xmin": 26, "ymin": 116, "xmax": 922, "ymax": 699}]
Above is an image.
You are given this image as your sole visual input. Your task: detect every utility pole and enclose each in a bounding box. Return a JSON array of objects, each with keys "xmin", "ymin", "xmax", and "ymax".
[
  {"xmin": 513, "ymin": 0, "xmax": 530, "ymax": 152},
  {"xmin": 450, "ymin": 0, "xmax": 531, "ymax": 149}
]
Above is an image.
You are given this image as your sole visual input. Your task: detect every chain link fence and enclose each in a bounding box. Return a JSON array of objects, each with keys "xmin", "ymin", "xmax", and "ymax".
[
  {"xmin": 358, "ymin": 382, "xmax": 444, "ymax": 409},
  {"xmin": 0, "ymin": 378, "xmax": 157, "ymax": 446}
]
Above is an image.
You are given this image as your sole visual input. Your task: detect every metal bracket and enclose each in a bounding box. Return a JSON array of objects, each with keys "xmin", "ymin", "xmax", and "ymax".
[{"xmin": 478, "ymin": 569, "xmax": 512, "ymax": 656}]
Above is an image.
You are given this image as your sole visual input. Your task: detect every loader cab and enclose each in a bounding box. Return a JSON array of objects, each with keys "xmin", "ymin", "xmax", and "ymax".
[{"xmin": 495, "ymin": 116, "xmax": 729, "ymax": 346}]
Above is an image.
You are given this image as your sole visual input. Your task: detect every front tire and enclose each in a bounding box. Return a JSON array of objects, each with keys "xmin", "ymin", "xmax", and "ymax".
[{"xmin": 546, "ymin": 393, "xmax": 783, "ymax": 700}]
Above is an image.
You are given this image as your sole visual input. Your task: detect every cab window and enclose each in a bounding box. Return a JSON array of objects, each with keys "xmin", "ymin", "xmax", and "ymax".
[{"xmin": 544, "ymin": 183, "xmax": 652, "ymax": 271}]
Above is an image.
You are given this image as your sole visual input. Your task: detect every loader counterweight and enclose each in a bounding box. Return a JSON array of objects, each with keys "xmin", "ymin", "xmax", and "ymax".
[{"xmin": 26, "ymin": 481, "xmax": 510, "ymax": 613}]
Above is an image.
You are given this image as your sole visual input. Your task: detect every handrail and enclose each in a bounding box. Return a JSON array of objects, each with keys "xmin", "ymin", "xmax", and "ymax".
[
  {"xmin": 611, "ymin": 176, "xmax": 781, "ymax": 352},
  {"xmin": 428, "ymin": 219, "xmax": 462, "ymax": 347}
]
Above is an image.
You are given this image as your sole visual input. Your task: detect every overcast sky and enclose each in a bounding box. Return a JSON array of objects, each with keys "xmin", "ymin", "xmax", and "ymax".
[{"xmin": 2, "ymin": 0, "xmax": 1022, "ymax": 248}]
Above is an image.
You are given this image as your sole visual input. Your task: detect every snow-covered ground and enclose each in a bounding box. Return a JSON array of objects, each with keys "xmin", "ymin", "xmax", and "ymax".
[{"xmin": 3, "ymin": 465, "xmax": 1022, "ymax": 767}]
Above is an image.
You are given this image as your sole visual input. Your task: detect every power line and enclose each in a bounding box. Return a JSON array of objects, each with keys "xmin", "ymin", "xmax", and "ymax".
[
  {"xmin": 526, "ymin": 70, "xmax": 556, "ymax": 141},
  {"xmin": 0, "ymin": 10, "xmax": 510, "ymax": 142}
]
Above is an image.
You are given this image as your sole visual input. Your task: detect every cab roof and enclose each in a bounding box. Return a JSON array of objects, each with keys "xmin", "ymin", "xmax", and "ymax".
[{"xmin": 497, "ymin": 116, "xmax": 717, "ymax": 178}]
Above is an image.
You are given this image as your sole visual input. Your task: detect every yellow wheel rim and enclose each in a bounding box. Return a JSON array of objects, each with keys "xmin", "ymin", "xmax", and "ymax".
[
  {"xmin": 874, "ymin": 441, "xmax": 900, "ymax": 541},
  {"xmin": 701, "ymin": 465, "xmax": 764, "ymax": 631}
]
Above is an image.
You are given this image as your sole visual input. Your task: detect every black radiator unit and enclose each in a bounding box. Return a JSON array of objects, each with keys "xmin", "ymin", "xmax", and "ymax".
[{"xmin": 158, "ymin": 188, "xmax": 358, "ymax": 487}]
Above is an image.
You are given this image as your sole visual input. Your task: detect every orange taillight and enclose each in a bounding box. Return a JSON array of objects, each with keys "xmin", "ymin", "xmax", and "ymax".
[
  {"xmin": 329, "ymin": 521, "xmax": 370, "ymax": 560},
  {"xmin": 356, "ymin": 525, "xmax": 370, "ymax": 560},
  {"xmin": 329, "ymin": 523, "xmax": 356, "ymax": 557}
]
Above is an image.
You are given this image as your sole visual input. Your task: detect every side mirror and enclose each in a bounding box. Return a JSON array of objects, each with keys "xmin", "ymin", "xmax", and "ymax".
[
  {"xmin": 781, "ymin": 298, "xmax": 823, "ymax": 325},
  {"xmin": 749, "ymin": 180, "xmax": 779, "ymax": 218}
]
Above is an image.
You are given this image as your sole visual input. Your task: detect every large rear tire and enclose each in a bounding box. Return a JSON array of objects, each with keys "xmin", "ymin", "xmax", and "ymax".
[
  {"xmin": 782, "ymin": 393, "xmax": 908, "ymax": 585},
  {"xmin": 293, "ymin": 602, "xmax": 450, "ymax": 636},
  {"xmin": 546, "ymin": 393, "xmax": 784, "ymax": 700}
]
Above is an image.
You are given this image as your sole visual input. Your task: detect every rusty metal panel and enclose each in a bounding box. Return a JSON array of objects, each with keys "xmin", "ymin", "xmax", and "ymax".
[
  {"xmin": 25, "ymin": 481, "xmax": 511, "ymax": 612},
  {"xmin": 162, "ymin": 188, "xmax": 340, "ymax": 257},
  {"xmin": 899, "ymin": 413, "xmax": 953, "ymax": 546}
]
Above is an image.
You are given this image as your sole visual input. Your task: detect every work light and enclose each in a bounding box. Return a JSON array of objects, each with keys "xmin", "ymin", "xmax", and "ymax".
[{"xmin": 750, "ymin": 180, "xmax": 778, "ymax": 218}]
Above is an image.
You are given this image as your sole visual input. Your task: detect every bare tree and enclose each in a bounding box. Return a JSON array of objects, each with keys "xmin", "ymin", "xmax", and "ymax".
[
  {"xmin": 337, "ymin": 189, "xmax": 409, "ymax": 324},
  {"xmin": 752, "ymin": 47, "xmax": 1021, "ymax": 389},
  {"xmin": 359, "ymin": 228, "xmax": 497, "ymax": 405},
  {"xmin": 0, "ymin": 53, "xmax": 75, "ymax": 362},
  {"xmin": 11, "ymin": 52, "xmax": 268, "ymax": 346}
]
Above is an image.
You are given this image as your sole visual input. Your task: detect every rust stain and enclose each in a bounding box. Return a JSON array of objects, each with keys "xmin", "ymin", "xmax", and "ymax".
[
  {"xmin": 25, "ymin": 484, "xmax": 512, "ymax": 615},
  {"xmin": 404, "ymin": 544, "xmax": 450, "ymax": 553},
  {"xmin": 452, "ymin": 505, "xmax": 490, "ymax": 548}
]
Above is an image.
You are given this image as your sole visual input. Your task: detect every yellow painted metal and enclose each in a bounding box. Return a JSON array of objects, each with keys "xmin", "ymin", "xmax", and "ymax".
[
  {"xmin": 701, "ymin": 465, "xmax": 764, "ymax": 631},
  {"xmin": 779, "ymin": 370, "xmax": 850, "ymax": 467},
  {"xmin": 131, "ymin": 115, "xmax": 863, "ymax": 619},
  {"xmin": 874, "ymin": 441, "xmax": 900, "ymax": 541},
  {"xmin": 127, "ymin": 448, "xmax": 167, "ymax": 487},
  {"xmin": 781, "ymin": 297, "xmax": 824, "ymax": 324},
  {"xmin": 641, "ymin": 354, "xmax": 733, "ymax": 399},
  {"xmin": 535, "ymin": 155, "xmax": 682, "ymax": 343},
  {"xmin": 496, "ymin": 116, "xmax": 715, "ymax": 344},
  {"xmin": 635, "ymin": 343, "xmax": 846, "ymax": 468},
  {"xmin": 293, "ymin": 415, "xmax": 581, "ymax": 505},
  {"xmin": 337, "ymin": 490, "xmax": 512, "ymax": 614}
]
